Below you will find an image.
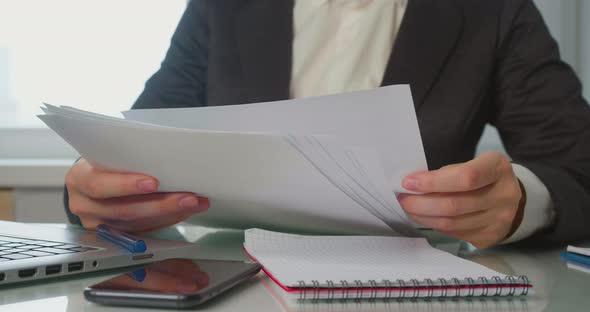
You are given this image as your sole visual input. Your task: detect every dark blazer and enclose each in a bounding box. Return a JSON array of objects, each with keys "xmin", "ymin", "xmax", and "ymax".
[{"xmin": 66, "ymin": 0, "xmax": 590, "ymax": 245}]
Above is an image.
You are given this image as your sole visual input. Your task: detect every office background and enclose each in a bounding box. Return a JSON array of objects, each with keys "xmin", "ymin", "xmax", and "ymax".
[{"xmin": 0, "ymin": 0, "xmax": 589, "ymax": 223}]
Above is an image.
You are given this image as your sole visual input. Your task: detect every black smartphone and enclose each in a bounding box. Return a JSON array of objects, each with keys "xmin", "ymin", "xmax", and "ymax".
[{"xmin": 84, "ymin": 258, "xmax": 261, "ymax": 309}]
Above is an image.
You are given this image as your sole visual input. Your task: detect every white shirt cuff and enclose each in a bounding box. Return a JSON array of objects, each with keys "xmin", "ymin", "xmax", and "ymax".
[{"xmin": 501, "ymin": 164, "xmax": 556, "ymax": 244}]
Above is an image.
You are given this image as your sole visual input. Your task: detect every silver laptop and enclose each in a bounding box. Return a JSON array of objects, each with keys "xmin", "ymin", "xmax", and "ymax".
[{"xmin": 0, "ymin": 221, "xmax": 198, "ymax": 285}]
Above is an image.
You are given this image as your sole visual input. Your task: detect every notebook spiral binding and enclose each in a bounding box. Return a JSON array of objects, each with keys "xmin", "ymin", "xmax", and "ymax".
[{"xmin": 296, "ymin": 275, "xmax": 530, "ymax": 300}]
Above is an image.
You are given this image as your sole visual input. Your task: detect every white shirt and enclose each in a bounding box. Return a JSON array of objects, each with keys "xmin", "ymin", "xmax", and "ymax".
[{"xmin": 290, "ymin": 0, "xmax": 555, "ymax": 243}]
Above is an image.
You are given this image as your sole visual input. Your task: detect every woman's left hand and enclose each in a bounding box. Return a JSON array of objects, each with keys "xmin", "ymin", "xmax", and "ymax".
[{"xmin": 398, "ymin": 151, "xmax": 525, "ymax": 248}]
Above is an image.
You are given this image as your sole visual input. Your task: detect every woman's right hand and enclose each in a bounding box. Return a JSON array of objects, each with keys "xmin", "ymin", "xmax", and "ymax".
[{"xmin": 65, "ymin": 158, "xmax": 209, "ymax": 233}]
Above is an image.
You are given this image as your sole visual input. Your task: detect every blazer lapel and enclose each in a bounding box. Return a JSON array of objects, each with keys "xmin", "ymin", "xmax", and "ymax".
[
  {"xmin": 235, "ymin": 0, "xmax": 295, "ymax": 103},
  {"xmin": 381, "ymin": 0, "xmax": 464, "ymax": 110}
]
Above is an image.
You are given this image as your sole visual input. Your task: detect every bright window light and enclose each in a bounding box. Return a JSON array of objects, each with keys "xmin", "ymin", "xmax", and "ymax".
[{"xmin": 0, "ymin": 0, "xmax": 186, "ymax": 126}]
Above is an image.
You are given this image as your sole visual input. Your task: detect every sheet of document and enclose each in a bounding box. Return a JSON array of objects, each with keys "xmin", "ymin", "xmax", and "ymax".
[
  {"xmin": 286, "ymin": 135, "xmax": 414, "ymax": 234},
  {"xmin": 39, "ymin": 113, "xmax": 395, "ymax": 235},
  {"xmin": 123, "ymin": 85, "xmax": 427, "ymax": 193},
  {"xmin": 39, "ymin": 85, "xmax": 427, "ymax": 235}
]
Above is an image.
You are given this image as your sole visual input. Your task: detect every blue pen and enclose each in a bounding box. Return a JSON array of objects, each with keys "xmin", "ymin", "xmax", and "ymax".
[
  {"xmin": 127, "ymin": 268, "xmax": 147, "ymax": 282},
  {"xmin": 96, "ymin": 224, "xmax": 147, "ymax": 253}
]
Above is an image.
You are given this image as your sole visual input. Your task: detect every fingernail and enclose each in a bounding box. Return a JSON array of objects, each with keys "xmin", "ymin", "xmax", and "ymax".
[
  {"xmin": 178, "ymin": 282, "xmax": 197, "ymax": 293},
  {"xmin": 198, "ymin": 197, "xmax": 210, "ymax": 210},
  {"xmin": 396, "ymin": 193, "xmax": 408, "ymax": 202},
  {"xmin": 403, "ymin": 178, "xmax": 418, "ymax": 191},
  {"xmin": 178, "ymin": 195, "xmax": 199, "ymax": 210},
  {"xmin": 197, "ymin": 274, "xmax": 209, "ymax": 285},
  {"xmin": 137, "ymin": 179, "xmax": 157, "ymax": 193}
]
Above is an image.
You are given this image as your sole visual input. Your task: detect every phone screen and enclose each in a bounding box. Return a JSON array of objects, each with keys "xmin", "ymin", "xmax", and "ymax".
[{"xmin": 85, "ymin": 259, "xmax": 261, "ymax": 308}]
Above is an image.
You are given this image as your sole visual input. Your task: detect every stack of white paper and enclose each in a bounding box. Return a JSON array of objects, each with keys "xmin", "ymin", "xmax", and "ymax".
[{"xmin": 38, "ymin": 85, "xmax": 427, "ymax": 235}]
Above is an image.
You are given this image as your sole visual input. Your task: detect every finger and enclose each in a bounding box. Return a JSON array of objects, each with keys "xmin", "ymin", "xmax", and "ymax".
[
  {"xmin": 149, "ymin": 260, "xmax": 208, "ymax": 286},
  {"xmin": 406, "ymin": 210, "xmax": 492, "ymax": 232},
  {"xmin": 67, "ymin": 189, "xmax": 105, "ymax": 230},
  {"xmin": 75, "ymin": 193, "xmax": 209, "ymax": 226},
  {"xmin": 402, "ymin": 151, "xmax": 507, "ymax": 193},
  {"xmin": 151, "ymin": 259, "xmax": 203, "ymax": 276},
  {"xmin": 437, "ymin": 226, "xmax": 492, "ymax": 243},
  {"xmin": 439, "ymin": 226, "xmax": 500, "ymax": 249},
  {"xmin": 398, "ymin": 186, "xmax": 493, "ymax": 217},
  {"xmin": 102, "ymin": 268, "xmax": 196, "ymax": 293},
  {"xmin": 143, "ymin": 269, "xmax": 207, "ymax": 294},
  {"xmin": 114, "ymin": 207, "xmax": 203, "ymax": 234},
  {"xmin": 70, "ymin": 160, "xmax": 159, "ymax": 199}
]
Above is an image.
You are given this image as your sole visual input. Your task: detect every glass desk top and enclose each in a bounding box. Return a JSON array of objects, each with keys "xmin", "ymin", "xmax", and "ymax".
[{"xmin": 0, "ymin": 224, "xmax": 588, "ymax": 312}]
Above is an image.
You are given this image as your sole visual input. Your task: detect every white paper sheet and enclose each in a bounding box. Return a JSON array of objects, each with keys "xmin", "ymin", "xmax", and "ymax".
[
  {"xmin": 39, "ymin": 113, "xmax": 394, "ymax": 235},
  {"xmin": 38, "ymin": 85, "xmax": 427, "ymax": 235},
  {"xmin": 293, "ymin": 135, "xmax": 415, "ymax": 235},
  {"xmin": 123, "ymin": 85, "xmax": 427, "ymax": 193}
]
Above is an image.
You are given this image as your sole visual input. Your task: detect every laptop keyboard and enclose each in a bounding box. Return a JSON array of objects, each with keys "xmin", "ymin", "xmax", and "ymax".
[{"xmin": 0, "ymin": 235, "xmax": 99, "ymax": 262}]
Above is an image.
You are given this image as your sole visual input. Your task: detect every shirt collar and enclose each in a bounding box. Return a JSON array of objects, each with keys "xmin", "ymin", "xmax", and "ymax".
[{"xmin": 301, "ymin": 0, "xmax": 406, "ymax": 10}]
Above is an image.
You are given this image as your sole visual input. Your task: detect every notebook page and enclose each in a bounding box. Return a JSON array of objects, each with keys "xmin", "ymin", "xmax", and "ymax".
[{"xmin": 244, "ymin": 229, "xmax": 507, "ymax": 287}]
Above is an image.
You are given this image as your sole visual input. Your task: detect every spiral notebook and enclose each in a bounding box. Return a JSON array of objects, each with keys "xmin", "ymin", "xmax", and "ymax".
[{"xmin": 243, "ymin": 229, "xmax": 532, "ymax": 300}]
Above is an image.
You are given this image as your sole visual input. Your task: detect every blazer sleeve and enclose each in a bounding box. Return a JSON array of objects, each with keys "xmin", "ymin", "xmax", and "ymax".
[
  {"xmin": 132, "ymin": 0, "xmax": 210, "ymax": 109},
  {"xmin": 64, "ymin": 0, "xmax": 210, "ymax": 224},
  {"xmin": 491, "ymin": 1, "xmax": 590, "ymax": 245}
]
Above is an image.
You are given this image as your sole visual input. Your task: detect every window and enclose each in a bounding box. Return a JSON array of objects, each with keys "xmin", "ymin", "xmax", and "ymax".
[
  {"xmin": 0, "ymin": 0, "xmax": 186, "ymax": 127},
  {"xmin": 478, "ymin": 0, "xmax": 590, "ymax": 154},
  {"xmin": 535, "ymin": 0, "xmax": 589, "ymax": 100},
  {"xmin": 0, "ymin": 0, "xmax": 587, "ymax": 160}
]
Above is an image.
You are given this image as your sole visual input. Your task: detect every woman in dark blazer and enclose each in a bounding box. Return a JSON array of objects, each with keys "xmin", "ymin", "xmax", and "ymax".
[{"xmin": 64, "ymin": 0, "xmax": 590, "ymax": 248}]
